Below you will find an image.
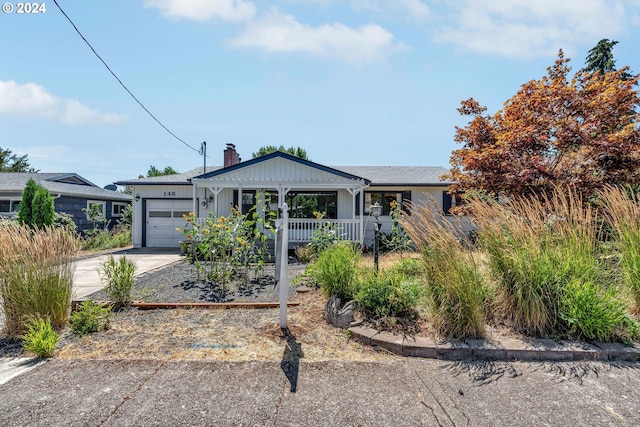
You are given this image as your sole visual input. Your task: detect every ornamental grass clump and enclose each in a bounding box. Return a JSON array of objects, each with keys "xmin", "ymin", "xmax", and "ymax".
[
  {"xmin": 470, "ymin": 187, "xmax": 633, "ymax": 340},
  {"xmin": 0, "ymin": 222, "xmax": 78, "ymax": 337},
  {"xmin": 401, "ymin": 197, "xmax": 486, "ymax": 339},
  {"xmin": 599, "ymin": 186, "xmax": 640, "ymax": 314}
]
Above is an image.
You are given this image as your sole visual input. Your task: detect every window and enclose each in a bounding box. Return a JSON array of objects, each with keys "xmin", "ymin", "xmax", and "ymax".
[
  {"xmin": 112, "ymin": 202, "xmax": 129, "ymax": 217},
  {"xmin": 285, "ymin": 192, "xmax": 337, "ymax": 219},
  {"xmin": 232, "ymin": 190, "xmax": 256, "ymax": 215},
  {"xmin": 0, "ymin": 199, "xmax": 20, "ymax": 214},
  {"xmin": 86, "ymin": 201, "xmax": 106, "ymax": 218},
  {"xmin": 357, "ymin": 191, "xmax": 411, "ymax": 216},
  {"xmin": 443, "ymin": 191, "xmax": 465, "ymax": 215}
]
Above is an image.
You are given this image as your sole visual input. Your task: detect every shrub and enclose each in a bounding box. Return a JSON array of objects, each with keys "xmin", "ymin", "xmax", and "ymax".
[
  {"xmin": 0, "ymin": 223, "xmax": 78, "ymax": 337},
  {"xmin": 355, "ymin": 269, "xmax": 420, "ymax": 319},
  {"xmin": 309, "ymin": 211, "xmax": 343, "ymax": 255},
  {"xmin": 401, "ymin": 197, "xmax": 486, "ymax": 339},
  {"xmin": 31, "ymin": 187, "xmax": 55, "ymax": 228},
  {"xmin": 54, "ymin": 211, "xmax": 77, "ymax": 234},
  {"xmin": 22, "ymin": 317, "xmax": 60, "ymax": 357},
  {"xmin": 16, "ymin": 178, "xmax": 38, "ymax": 226},
  {"xmin": 599, "ymin": 186, "xmax": 640, "ymax": 313},
  {"xmin": 82, "ymin": 226, "xmax": 132, "ymax": 251},
  {"xmin": 308, "ymin": 241, "xmax": 360, "ymax": 301},
  {"xmin": 294, "ymin": 245, "xmax": 314, "ymax": 263},
  {"xmin": 70, "ymin": 301, "xmax": 113, "ymax": 336},
  {"xmin": 470, "ymin": 187, "xmax": 634, "ymax": 339},
  {"xmin": 99, "ymin": 255, "xmax": 136, "ymax": 306}
]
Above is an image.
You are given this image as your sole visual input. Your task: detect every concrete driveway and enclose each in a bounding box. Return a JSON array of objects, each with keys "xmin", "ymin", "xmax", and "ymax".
[{"xmin": 73, "ymin": 248, "xmax": 182, "ymax": 299}]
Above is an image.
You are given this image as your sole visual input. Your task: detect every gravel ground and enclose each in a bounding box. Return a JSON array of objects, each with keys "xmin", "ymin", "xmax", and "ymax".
[{"xmin": 87, "ymin": 260, "xmax": 306, "ymax": 303}]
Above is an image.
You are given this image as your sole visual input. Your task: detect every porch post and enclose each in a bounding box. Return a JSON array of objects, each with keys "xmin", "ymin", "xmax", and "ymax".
[
  {"xmin": 192, "ymin": 182, "xmax": 198, "ymax": 217},
  {"xmin": 359, "ymin": 186, "xmax": 364, "ymax": 246}
]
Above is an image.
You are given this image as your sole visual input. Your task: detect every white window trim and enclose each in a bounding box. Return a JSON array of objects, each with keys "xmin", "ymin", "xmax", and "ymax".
[
  {"xmin": 87, "ymin": 200, "xmax": 106, "ymax": 218},
  {"xmin": 112, "ymin": 202, "xmax": 128, "ymax": 217}
]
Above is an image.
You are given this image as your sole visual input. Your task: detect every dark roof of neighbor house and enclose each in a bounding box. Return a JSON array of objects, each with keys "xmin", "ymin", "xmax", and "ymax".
[
  {"xmin": 0, "ymin": 173, "xmax": 131, "ymax": 201},
  {"xmin": 116, "ymin": 159, "xmax": 451, "ymax": 187}
]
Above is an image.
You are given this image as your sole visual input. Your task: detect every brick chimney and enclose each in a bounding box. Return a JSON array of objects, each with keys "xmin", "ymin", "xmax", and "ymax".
[{"xmin": 223, "ymin": 143, "xmax": 241, "ymax": 168}]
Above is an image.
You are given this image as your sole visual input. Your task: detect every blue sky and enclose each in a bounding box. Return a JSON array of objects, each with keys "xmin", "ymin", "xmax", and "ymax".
[{"xmin": 2, "ymin": 0, "xmax": 639, "ymax": 188}]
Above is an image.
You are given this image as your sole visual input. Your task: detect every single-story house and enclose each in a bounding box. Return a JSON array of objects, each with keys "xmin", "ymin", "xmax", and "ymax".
[
  {"xmin": 116, "ymin": 144, "xmax": 462, "ymax": 249},
  {"xmin": 0, "ymin": 172, "xmax": 132, "ymax": 233}
]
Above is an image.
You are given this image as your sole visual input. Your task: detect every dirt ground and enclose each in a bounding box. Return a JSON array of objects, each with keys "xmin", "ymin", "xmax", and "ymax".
[{"xmin": 56, "ymin": 288, "xmax": 401, "ymax": 362}]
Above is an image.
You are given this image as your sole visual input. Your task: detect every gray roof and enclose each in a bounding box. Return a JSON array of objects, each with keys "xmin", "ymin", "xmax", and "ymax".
[
  {"xmin": 0, "ymin": 173, "xmax": 131, "ymax": 201},
  {"xmin": 115, "ymin": 166, "xmax": 222, "ymax": 185},
  {"xmin": 333, "ymin": 166, "xmax": 452, "ymax": 186},
  {"xmin": 117, "ymin": 164, "xmax": 451, "ymax": 187}
]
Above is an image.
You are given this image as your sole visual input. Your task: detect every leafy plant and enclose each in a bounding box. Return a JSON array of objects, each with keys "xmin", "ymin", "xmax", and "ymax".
[
  {"xmin": 70, "ymin": 301, "xmax": 113, "ymax": 336},
  {"xmin": 99, "ymin": 255, "xmax": 136, "ymax": 306},
  {"xmin": 307, "ymin": 241, "xmax": 360, "ymax": 301},
  {"xmin": 22, "ymin": 317, "xmax": 60, "ymax": 357},
  {"xmin": 354, "ymin": 268, "xmax": 420, "ymax": 319},
  {"xmin": 378, "ymin": 200, "xmax": 411, "ymax": 254},
  {"xmin": 309, "ymin": 211, "xmax": 343, "ymax": 255}
]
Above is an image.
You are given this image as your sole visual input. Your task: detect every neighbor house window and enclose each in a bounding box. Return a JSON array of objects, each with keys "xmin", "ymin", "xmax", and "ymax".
[
  {"xmin": 112, "ymin": 202, "xmax": 129, "ymax": 217},
  {"xmin": 0, "ymin": 199, "xmax": 21, "ymax": 214},
  {"xmin": 357, "ymin": 191, "xmax": 411, "ymax": 216},
  {"xmin": 86, "ymin": 200, "xmax": 106, "ymax": 218},
  {"xmin": 286, "ymin": 192, "xmax": 337, "ymax": 219}
]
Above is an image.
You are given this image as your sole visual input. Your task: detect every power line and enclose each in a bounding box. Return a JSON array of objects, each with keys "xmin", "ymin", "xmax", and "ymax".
[{"xmin": 52, "ymin": 0, "xmax": 209, "ymax": 157}]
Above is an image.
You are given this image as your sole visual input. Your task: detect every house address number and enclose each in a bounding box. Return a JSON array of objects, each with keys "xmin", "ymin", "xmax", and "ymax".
[{"xmin": 163, "ymin": 192, "xmax": 176, "ymax": 197}]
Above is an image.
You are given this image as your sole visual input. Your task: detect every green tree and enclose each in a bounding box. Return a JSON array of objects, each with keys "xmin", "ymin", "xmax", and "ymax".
[
  {"xmin": 0, "ymin": 147, "xmax": 38, "ymax": 172},
  {"xmin": 16, "ymin": 178, "xmax": 38, "ymax": 225},
  {"xmin": 146, "ymin": 165, "xmax": 178, "ymax": 177},
  {"xmin": 252, "ymin": 146, "xmax": 309, "ymax": 160},
  {"xmin": 584, "ymin": 39, "xmax": 633, "ymax": 80},
  {"xmin": 31, "ymin": 187, "xmax": 55, "ymax": 228}
]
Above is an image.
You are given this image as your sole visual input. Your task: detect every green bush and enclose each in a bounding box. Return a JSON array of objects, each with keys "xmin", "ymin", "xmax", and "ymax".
[
  {"xmin": 31, "ymin": 187, "xmax": 55, "ymax": 228},
  {"xmin": 99, "ymin": 255, "xmax": 136, "ymax": 306},
  {"xmin": 22, "ymin": 317, "xmax": 60, "ymax": 357},
  {"xmin": 355, "ymin": 269, "xmax": 420, "ymax": 319},
  {"xmin": 70, "ymin": 301, "xmax": 113, "ymax": 336},
  {"xmin": 308, "ymin": 241, "xmax": 360, "ymax": 301},
  {"xmin": 561, "ymin": 279, "xmax": 632, "ymax": 341},
  {"xmin": 82, "ymin": 226, "xmax": 132, "ymax": 251}
]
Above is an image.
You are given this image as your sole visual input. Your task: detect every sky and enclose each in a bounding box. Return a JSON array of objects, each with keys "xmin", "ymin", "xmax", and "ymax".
[{"xmin": 2, "ymin": 0, "xmax": 640, "ymax": 188}]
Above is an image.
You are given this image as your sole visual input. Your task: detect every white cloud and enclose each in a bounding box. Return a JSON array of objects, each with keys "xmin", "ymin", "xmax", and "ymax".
[
  {"xmin": 227, "ymin": 10, "xmax": 407, "ymax": 64},
  {"xmin": 0, "ymin": 80, "xmax": 126, "ymax": 125},
  {"xmin": 281, "ymin": 0, "xmax": 430, "ymax": 22},
  {"xmin": 432, "ymin": 0, "xmax": 631, "ymax": 59},
  {"xmin": 144, "ymin": 0, "xmax": 256, "ymax": 22}
]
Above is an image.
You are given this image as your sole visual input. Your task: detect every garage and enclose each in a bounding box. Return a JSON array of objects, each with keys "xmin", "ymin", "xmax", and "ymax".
[{"xmin": 145, "ymin": 199, "xmax": 192, "ymax": 247}]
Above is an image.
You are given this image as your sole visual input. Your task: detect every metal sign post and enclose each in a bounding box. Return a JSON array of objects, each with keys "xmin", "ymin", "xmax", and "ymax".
[{"xmin": 277, "ymin": 203, "xmax": 289, "ymax": 329}]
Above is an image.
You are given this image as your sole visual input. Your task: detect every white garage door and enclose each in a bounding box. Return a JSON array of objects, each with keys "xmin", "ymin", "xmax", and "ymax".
[{"xmin": 146, "ymin": 200, "xmax": 192, "ymax": 247}]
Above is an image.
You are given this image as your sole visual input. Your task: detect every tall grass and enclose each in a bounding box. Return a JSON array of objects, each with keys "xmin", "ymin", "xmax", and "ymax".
[
  {"xmin": 401, "ymin": 197, "xmax": 485, "ymax": 339},
  {"xmin": 599, "ymin": 186, "xmax": 640, "ymax": 314},
  {"xmin": 308, "ymin": 241, "xmax": 360, "ymax": 301},
  {"xmin": 0, "ymin": 223, "xmax": 78, "ymax": 337},
  {"xmin": 470, "ymin": 188, "xmax": 630, "ymax": 340}
]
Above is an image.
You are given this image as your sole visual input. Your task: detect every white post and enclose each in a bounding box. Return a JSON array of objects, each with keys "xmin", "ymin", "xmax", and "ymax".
[{"xmin": 279, "ymin": 203, "xmax": 289, "ymax": 329}]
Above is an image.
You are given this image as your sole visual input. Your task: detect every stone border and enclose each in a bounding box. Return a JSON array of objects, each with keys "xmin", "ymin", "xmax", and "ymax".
[{"xmin": 348, "ymin": 326, "xmax": 640, "ymax": 362}]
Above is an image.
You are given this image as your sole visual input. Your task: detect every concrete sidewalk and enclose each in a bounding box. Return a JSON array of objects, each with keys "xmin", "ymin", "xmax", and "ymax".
[
  {"xmin": 0, "ymin": 358, "xmax": 639, "ymax": 426},
  {"xmin": 73, "ymin": 248, "xmax": 182, "ymax": 299}
]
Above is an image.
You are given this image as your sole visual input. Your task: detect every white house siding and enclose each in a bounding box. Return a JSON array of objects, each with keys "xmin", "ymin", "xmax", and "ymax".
[{"xmin": 131, "ymin": 185, "xmax": 192, "ymax": 248}]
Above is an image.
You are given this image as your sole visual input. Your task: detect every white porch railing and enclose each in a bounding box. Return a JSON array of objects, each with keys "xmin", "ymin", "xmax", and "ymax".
[
  {"xmin": 287, "ymin": 219, "xmax": 360, "ymax": 243},
  {"xmin": 192, "ymin": 218, "xmax": 361, "ymax": 243}
]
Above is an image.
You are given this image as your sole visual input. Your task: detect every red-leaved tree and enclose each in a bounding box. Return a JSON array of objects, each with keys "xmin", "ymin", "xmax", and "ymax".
[{"xmin": 445, "ymin": 50, "xmax": 640, "ymax": 198}]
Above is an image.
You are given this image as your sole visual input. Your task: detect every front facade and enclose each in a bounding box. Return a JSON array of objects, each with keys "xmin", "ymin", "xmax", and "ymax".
[
  {"xmin": 116, "ymin": 146, "xmax": 455, "ymax": 249},
  {"xmin": 0, "ymin": 173, "xmax": 131, "ymax": 233}
]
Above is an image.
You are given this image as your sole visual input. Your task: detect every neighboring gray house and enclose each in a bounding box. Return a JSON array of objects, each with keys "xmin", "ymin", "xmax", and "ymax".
[
  {"xmin": 0, "ymin": 172, "xmax": 132, "ymax": 233},
  {"xmin": 116, "ymin": 144, "xmax": 458, "ymax": 249}
]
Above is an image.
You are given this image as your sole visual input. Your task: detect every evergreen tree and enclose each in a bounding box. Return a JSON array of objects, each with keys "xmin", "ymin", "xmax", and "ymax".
[
  {"xmin": 16, "ymin": 178, "xmax": 38, "ymax": 225},
  {"xmin": 31, "ymin": 187, "xmax": 54, "ymax": 228}
]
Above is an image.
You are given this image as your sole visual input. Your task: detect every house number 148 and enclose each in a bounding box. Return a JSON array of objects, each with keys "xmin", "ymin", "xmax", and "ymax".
[{"xmin": 163, "ymin": 192, "xmax": 176, "ymax": 196}]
